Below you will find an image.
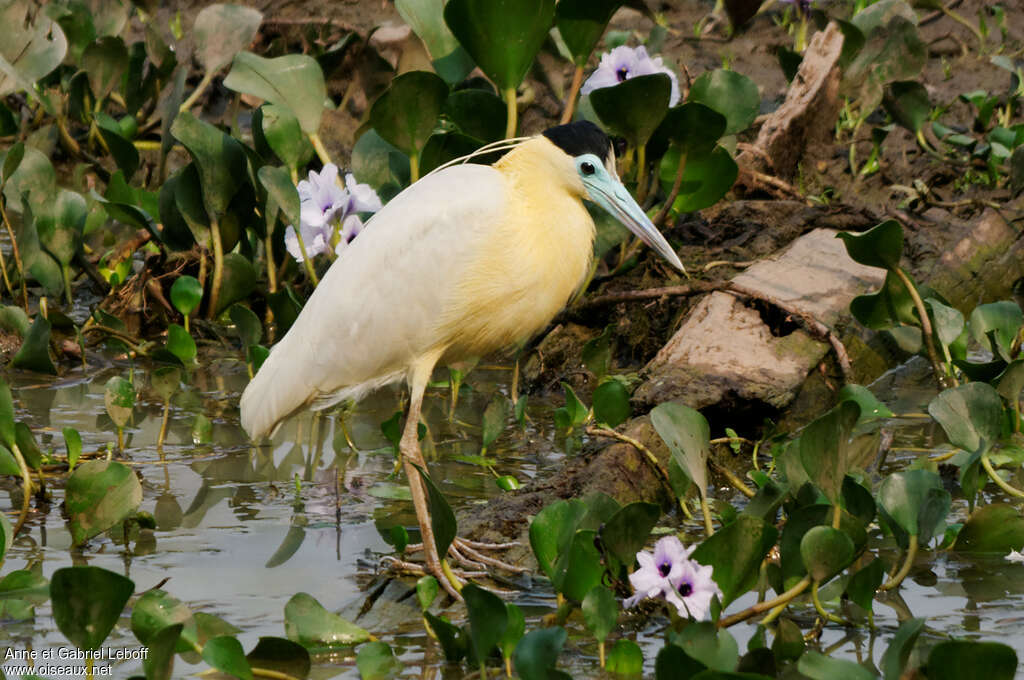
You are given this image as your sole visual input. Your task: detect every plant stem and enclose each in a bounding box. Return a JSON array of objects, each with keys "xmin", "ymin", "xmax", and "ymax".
[
  {"xmin": 700, "ymin": 493, "xmax": 714, "ymax": 536},
  {"xmin": 811, "ymin": 580, "xmax": 847, "ymax": 625},
  {"xmin": 599, "ymin": 640, "xmax": 606, "ymax": 668},
  {"xmin": 941, "ymin": 5, "xmax": 984, "ymax": 45},
  {"xmin": 892, "ymin": 267, "xmax": 946, "ymax": 389},
  {"xmin": 0, "ymin": 234, "xmax": 13, "ymax": 302},
  {"xmin": 264, "ymin": 231, "xmax": 277, "ymax": 294},
  {"xmin": 409, "ymin": 152, "xmax": 420, "ymax": 184},
  {"xmin": 636, "ymin": 144, "xmax": 649, "ymax": 203},
  {"xmin": 880, "ymin": 534, "xmax": 917, "ymax": 591},
  {"xmin": 981, "ymin": 454, "xmax": 1024, "ymax": 498},
  {"xmin": 206, "ymin": 217, "xmax": 224, "ymax": 319},
  {"xmin": 719, "ymin": 576, "xmax": 811, "ymax": 627},
  {"xmin": 504, "ymin": 87, "xmax": 518, "ymax": 140},
  {"xmin": 654, "ymin": 151, "xmax": 687, "ymax": 227},
  {"xmin": 179, "ymin": 71, "xmax": 216, "ymax": 113},
  {"xmin": 0, "ymin": 196, "xmax": 29, "ymax": 311},
  {"xmin": 308, "ymin": 132, "xmax": 333, "ymax": 167},
  {"xmin": 157, "ymin": 399, "xmax": 170, "ymax": 453},
  {"xmin": 62, "ymin": 264, "xmax": 73, "ymax": 307},
  {"xmin": 441, "ymin": 558, "xmax": 463, "ymax": 593},
  {"xmin": 832, "ymin": 503, "xmax": 842, "ymax": 530},
  {"xmin": 710, "ymin": 460, "xmax": 756, "ymax": 498},
  {"xmin": 10, "ymin": 442, "xmax": 34, "ymax": 535},
  {"xmin": 561, "ymin": 65, "xmax": 585, "ymax": 124}
]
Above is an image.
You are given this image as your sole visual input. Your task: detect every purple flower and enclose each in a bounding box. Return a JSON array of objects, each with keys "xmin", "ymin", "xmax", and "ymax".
[
  {"xmin": 581, "ymin": 45, "xmax": 681, "ymax": 107},
  {"xmin": 284, "ymin": 164, "xmax": 382, "ymax": 263},
  {"xmin": 623, "ymin": 536, "xmax": 722, "ymax": 620}
]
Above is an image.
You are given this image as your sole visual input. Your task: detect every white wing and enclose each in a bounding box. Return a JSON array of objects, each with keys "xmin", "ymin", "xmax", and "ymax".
[{"xmin": 240, "ymin": 164, "xmax": 509, "ymax": 438}]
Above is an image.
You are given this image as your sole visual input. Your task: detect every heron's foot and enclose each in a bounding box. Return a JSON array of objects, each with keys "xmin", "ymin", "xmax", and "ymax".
[{"xmin": 407, "ymin": 537, "xmax": 527, "ymax": 574}]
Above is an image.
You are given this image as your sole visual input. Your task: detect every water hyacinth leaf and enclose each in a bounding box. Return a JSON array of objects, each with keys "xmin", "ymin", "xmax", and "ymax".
[
  {"xmin": 82, "ymin": 36, "xmax": 127, "ymax": 103},
  {"xmin": 65, "ymin": 460, "xmax": 143, "ymax": 545},
  {"xmin": 692, "ymin": 515, "xmax": 777, "ymax": 608},
  {"xmin": 655, "ymin": 644, "xmax": 705, "ymax": 680},
  {"xmin": 444, "ymin": 89, "xmax": 507, "ymax": 144},
  {"xmin": 144, "ymin": 623, "xmax": 183, "ymax": 680},
  {"xmin": 169, "ymin": 276, "xmax": 202, "ymax": 319},
  {"xmin": 245, "ymin": 637, "xmax": 311, "ymax": 680},
  {"xmin": 351, "ymin": 129, "xmax": 408, "ymax": 193},
  {"xmin": 1, "ymin": 140, "xmax": 25, "ymax": 184},
  {"xmin": 529, "ymin": 499, "xmax": 588, "ymax": 581},
  {"xmin": 0, "ymin": 378, "xmax": 13, "ymax": 448},
  {"xmin": 837, "ymin": 219, "xmax": 904, "ymax": 271},
  {"xmin": 1011, "ymin": 146, "xmax": 1024, "ymax": 197},
  {"xmin": 798, "ymin": 651, "xmax": 875, "ymax": 680},
  {"xmin": 412, "ymin": 464, "xmax": 457, "ymax": 559},
  {"xmin": 687, "ymin": 70, "xmax": 759, "ymax": 136},
  {"xmin": 513, "ymin": 627, "xmax": 567, "ymax": 680},
  {"xmin": 0, "ymin": 511, "xmax": 13, "ymax": 562},
  {"xmin": 423, "ymin": 612, "xmax": 466, "ymax": 662},
  {"xmin": 0, "ymin": 445, "xmax": 18, "ymax": 477},
  {"xmin": 925, "ymin": 298, "xmax": 965, "ymax": 350},
  {"xmin": 192, "ymin": 413, "xmax": 213, "ymax": 445},
  {"xmin": 14, "ymin": 423, "xmax": 42, "ymax": 470},
  {"xmin": 151, "ymin": 366, "xmax": 181, "ymax": 404},
  {"xmin": 581, "ymin": 326, "xmax": 611, "ymax": 379},
  {"xmin": 357, "ymin": 641, "xmax": 403, "ymax": 680},
  {"xmin": 780, "ymin": 505, "xmax": 867, "ymax": 588},
  {"xmin": 651, "ymin": 401, "xmax": 709, "ymax": 504},
  {"xmin": 952, "ymin": 504, "xmax": 1024, "ymax": 553},
  {"xmin": 0, "ymin": 6, "xmax": 67, "ymax": 102},
  {"xmin": 257, "ymin": 104, "xmax": 314, "ymax": 170},
  {"xmin": 556, "ymin": 0, "xmax": 622, "ymax": 65},
  {"xmin": 553, "ymin": 382, "xmax": 589, "ymax": 432},
  {"xmin": 481, "ymin": 395, "xmax": 509, "ymax": 451},
  {"xmin": 224, "ymin": 53, "xmax": 326, "ymax": 135},
  {"xmin": 659, "ymin": 102, "xmax": 728, "ymax": 158},
  {"xmin": 799, "ymin": 400, "xmax": 861, "ymax": 505},
  {"xmin": 11, "ymin": 314, "xmax": 56, "ymax": 374},
  {"xmin": 35, "ymin": 188, "xmax": 87, "ymax": 267},
  {"xmin": 265, "ymin": 523, "xmax": 306, "ymax": 568},
  {"xmin": 845, "ymin": 558, "xmax": 885, "ymax": 613},
  {"xmin": 415, "ymin": 576, "xmax": 438, "ymax": 612},
  {"xmin": 63, "ymin": 427, "xmax": 82, "ymax": 470},
  {"xmin": 927, "ymin": 382, "xmax": 1003, "ymax": 454},
  {"xmin": 230, "ymin": 304, "xmax": 262, "ymax": 349},
  {"xmin": 877, "ymin": 469, "xmax": 950, "ymax": 546},
  {"xmin": 444, "ymin": 0, "xmax": 555, "ymax": 92},
  {"xmin": 51, "ymin": 566, "xmax": 134, "ymax": 650},
  {"xmin": 500, "ymin": 602, "xmax": 526, "ymax": 663},
  {"xmin": 674, "ymin": 622, "xmax": 738, "ymax": 671},
  {"xmin": 591, "ymin": 74, "xmax": 672, "ymax": 148},
  {"xmin": 0, "ymin": 305, "xmax": 29, "ymax": 336},
  {"xmin": 284, "ymin": 592, "xmax": 371, "ymax": 648},
  {"xmin": 104, "ymin": 376, "xmax": 134, "ymax": 429},
  {"xmin": 193, "ymin": 4, "xmax": 263, "ymax": 75},
  {"xmin": 925, "ymin": 641, "xmax": 1017, "ymax": 680},
  {"xmin": 883, "ymin": 80, "xmax": 930, "ymax": 134},
  {"xmin": 969, "ymin": 301, "xmax": 1023, "ymax": 363},
  {"xmin": 849, "ymin": 270, "xmax": 917, "ymax": 330},
  {"xmin": 396, "ymin": 0, "xmax": 461, "ymax": 61},
  {"xmin": 3, "ymin": 146, "xmax": 56, "ymax": 209},
  {"xmin": 202, "ymin": 635, "xmax": 253, "ymax": 680},
  {"xmin": 171, "ymin": 111, "xmax": 247, "ymax": 217},
  {"xmin": 553, "ymin": 529, "xmax": 605, "ymax": 601},
  {"xmin": 843, "ymin": 12, "xmax": 925, "ymax": 117},
  {"xmin": 660, "ymin": 145, "xmax": 738, "ymax": 214},
  {"xmin": 600, "ymin": 501, "xmax": 661, "ymax": 568},
  {"xmin": 880, "ymin": 617, "xmax": 924, "ymax": 680},
  {"xmin": 258, "ymin": 165, "xmax": 302, "ymax": 229},
  {"xmin": 997, "ymin": 360, "xmax": 1024, "ymax": 404},
  {"xmin": 463, "ymin": 583, "xmax": 508, "ymax": 666},
  {"xmin": 581, "ymin": 585, "xmax": 617, "ymax": 643},
  {"xmin": 605, "ymin": 639, "xmax": 643, "ymax": 674},
  {"xmin": 837, "ymin": 384, "xmax": 894, "ymax": 420},
  {"xmin": 131, "ymin": 589, "xmax": 198, "ymax": 652},
  {"xmin": 800, "ymin": 526, "xmax": 855, "ymax": 583},
  {"xmin": 370, "ymin": 71, "xmax": 449, "ymax": 157},
  {"xmin": 216, "ymin": 253, "xmax": 258, "ymax": 315},
  {"xmin": 592, "ymin": 380, "xmax": 631, "ymax": 427},
  {"xmin": 420, "ymin": 131, "xmax": 487, "ymax": 175},
  {"xmin": 496, "ymin": 474, "xmax": 520, "ymax": 491}
]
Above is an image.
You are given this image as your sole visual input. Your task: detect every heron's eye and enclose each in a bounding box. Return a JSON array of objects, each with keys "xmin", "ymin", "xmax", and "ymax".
[{"xmin": 580, "ymin": 161, "xmax": 596, "ymax": 176}]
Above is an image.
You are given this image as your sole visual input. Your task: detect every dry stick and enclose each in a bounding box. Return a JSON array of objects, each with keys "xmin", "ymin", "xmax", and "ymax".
[
  {"xmin": 560, "ymin": 65, "xmax": 585, "ymax": 124},
  {"xmin": 719, "ymin": 575, "xmax": 811, "ymax": 627}
]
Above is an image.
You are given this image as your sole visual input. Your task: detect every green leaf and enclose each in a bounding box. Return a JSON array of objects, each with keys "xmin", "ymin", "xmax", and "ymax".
[
  {"xmin": 655, "ymin": 644, "xmax": 706, "ymax": 680},
  {"xmin": 555, "ymin": 0, "xmax": 622, "ymax": 64},
  {"xmin": 882, "ymin": 80, "xmax": 930, "ymax": 133},
  {"xmin": 258, "ymin": 164, "xmax": 301, "ymax": 230},
  {"xmin": 924, "ymin": 297, "xmax": 965, "ymax": 351},
  {"xmin": 952, "ymin": 503, "xmax": 1024, "ymax": 553},
  {"xmin": 463, "ymin": 583, "xmax": 508, "ymax": 667},
  {"xmin": 837, "ymin": 385, "xmax": 894, "ymax": 419},
  {"xmin": 224, "ymin": 52, "xmax": 327, "ymax": 135},
  {"xmin": 423, "ymin": 612, "xmax": 467, "ymax": 662},
  {"xmin": 0, "ymin": 378, "xmax": 13, "ymax": 449},
  {"xmin": 529, "ymin": 499, "xmax": 587, "ymax": 581},
  {"xmin": 499, "ymin": 603, "xmax": 525, "ymax": 663},
  {"xmin": 692, "ymin": 515, "xmax": 777, "ymax": 608},
  {"xmin": 230, "ymin": 304, "xmax": 262, "ymax": 349},
  {"xmin": 131, "ymin": 589, "xmax": 197, "ymax": 653},
  {"xmin": 880, "ymin": 617, "xmax": 924, "ymax": 680},
  {"xmin": 14, "ymin": 422, "xmax": 42, "ymax": 470},
  {"xmin": 798, "ymin": 651, "xmax": 876, "ymax": 680},
  {"xmin": 51, "ymin": 566, "xmax": 134, "ymax": 650},
  {"xmin": 926, "ymin": 641, "xmax": 1017, "ymax": 680},
  {"xmin": 481, "ymin": 394, "xmax": 509, "ymax": 451},
  {"xmin": 444, "ymin": 89, "xmax": 507, "ymax": 144},
  {"xmin": 256, "ymin": 104, "xmax": 314, "ymax": 171},
  {"xmin": 969, "ymin": 301, "xmax": 1023, "ymax": 364},
  {"xmin": 202, "ymin": 636, "xmax": 254, "ymax": 680},
  {"xmin": 606, "ymin": 639, "xmax": 644, "ymax": 675},
  {"xmin": 553, "ymin": 529, "xmax": 605, "ymax": 601},
  {"xmin": 0, "ymin": 567, "xmax": 48, "ymax": 602},
  {"xmin": 592, "ymin": 380, "xmax": 631, "ymax": 428},
  {"xmin": 216, "ymin": 253, "xmax": 258, "ymax": 315},
  {"xmin": 412, "ymin": 463, "xmax": 457, "ymax": 562},
  {"xmin": 82, "ymin": 36, "xmax": 128, "ymax": 103},
  {"xmin": 65, "ymin": 459, "xmax": 143, "ymax": 545},
  {"xmin": 845, "ymin": 558, "xmax": 885, "ymax": 613},
  {"xmin": 658, "ymin": 102, "xmax": 728, "ymax": 159},
  {"xmin": 11, "ymin": 314, "xmax": 56, "ymax": 374},
  {"xmin": 370, "ymin": 71, "xmax": 449, "ymax": 157},
  {"xmin": 799, "ymin": 400, "xmax": 861, "ymax": 505},
  {"xmin": 35, "ymin": 187, "xmax": 86, "ymax": 267},
  {"xmin": 192, "ymin": 414, "xmax": 213, "ymax": 445},
  {"xmin": 600, "ymin": 501, "xmax": 661, "ymax": 568},
  {"xmin": 63, "ymin": 427, "xmax": 82, "ymax": 470},
  {"xmin": 673, "ymin": 622, "xmax": 738, "ymax": 672},
  {"xmin": 591, "ymin": 74, "xmax": 672, "ymax": 148},
  {"xmin": 659, "ymin": 145, "xmax": 738, "ymax": 214},
  {"xmin": 800, "ymin": 526, "xmax": 855, "ymax": 583},
  {"xmin": 143, "ymin": 623, "xmax": 182, "ymax": 680},
  {"xmin": 357, "ymin": 641, "xmax": 403, "ymax": 680},
  {"xmin": 444, "ymin": 0, "xmax": 555, "ymax": 92},
  {"xmin": 245, "ymin": 637, "xmax": 311, "ymax": 680},
  {"xmin": 927, "ymin": 382, "xmax": 1004, "ymax": 454},
  {"xmin": 0, "ymin": 304, "xmax": 29, "ymax": 336},
  {"xmin": 193, "ymin": 4, "xmax": 262, "ymax": 74},
  {"xmin": 996, "ymin": 360, "xmax": 1024, "ymax": 404},
  {"xmin": 581, "ymin": 585, "xmax": 617, "ymax": 644},
  {"xmin": 651, "ymin": 401, "xmax": 709, "ymax": 505},
  {"xmin": 513, "ymin": 627, "xmax": 567, "ymax": 680},
  {"xmin": 396, "ymin": 0, "xmax": 462, "ymax": 62},
  {"xmin": 849, "ymin": 270, "xmax": 917, "ymax": 331},
  {"xmin": 877, "ymin": 469, "xmax": 950, "ymax": 547},
  {"xmin": 170, "ymin": 111, "xmax": 247, "ymax": 218},
  {"xmin": 104, "ymin": 376, "xmax": 135, "ymax": 428},
  {"xmin": 151, "ymin": 366, "xmax": 181, "ymax": 403},
  {"xmin": 837, "ymin": 219, "xmax": 904, "ymax": 270},
  {"xmin": 415, "ymin": 576, "xmax": 438, "ymax": 612},
  {"xmin": 581, "ymin": 327, "xmax": 611, "ymax": 379},
  {"xmin": 170, "ymin": 276, "xmax": 203, "ymax": 317},
  {"xmin": 0, "ymin": 444, "xmax": 18, "ymax": 477},
  {"xmin": 284, "ymin": 592, "xmax": 371, "ymax": 649},
  {"xmin": 687, "ymin": 69, "xmax": 759, "ymax": 136},
  {"xmin": 0, "ymin": 6, "xmax": 67, "ymax": 103},
  {"xmin": 163, "ymin": 323, "xmax": 195, "ymax": 365}
]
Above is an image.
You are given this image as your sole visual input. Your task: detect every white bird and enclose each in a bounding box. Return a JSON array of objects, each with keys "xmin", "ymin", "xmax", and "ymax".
[{"xmin": 240, "ymin": 121, "xmax": 684, "ymax": 595}]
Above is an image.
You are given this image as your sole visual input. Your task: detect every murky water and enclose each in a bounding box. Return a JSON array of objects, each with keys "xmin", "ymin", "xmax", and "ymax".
[{"xmin": 2, "ymin": 353, "xmax": 1023, "ymax": 678}]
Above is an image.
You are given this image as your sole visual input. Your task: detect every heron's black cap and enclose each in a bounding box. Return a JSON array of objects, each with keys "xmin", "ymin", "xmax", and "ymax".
[{"xmin": 543, "ymin": 121, "xmax": 611, "ymax": 162}]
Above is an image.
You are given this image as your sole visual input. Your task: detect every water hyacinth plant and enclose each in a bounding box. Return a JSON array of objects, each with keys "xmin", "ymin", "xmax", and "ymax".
[
  {"xmin": 581, "ymin": 45, "xmax": 681, "ymax": 106},
  {"xmin": 624, "ymin": 535, "xmax": 722, "ymax": 621}
]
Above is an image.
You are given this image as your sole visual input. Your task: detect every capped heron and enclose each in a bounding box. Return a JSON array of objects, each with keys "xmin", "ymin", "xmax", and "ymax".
[{"xmin": 240, "ymin": 120, "xmax": 684, "ymax": 595}]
